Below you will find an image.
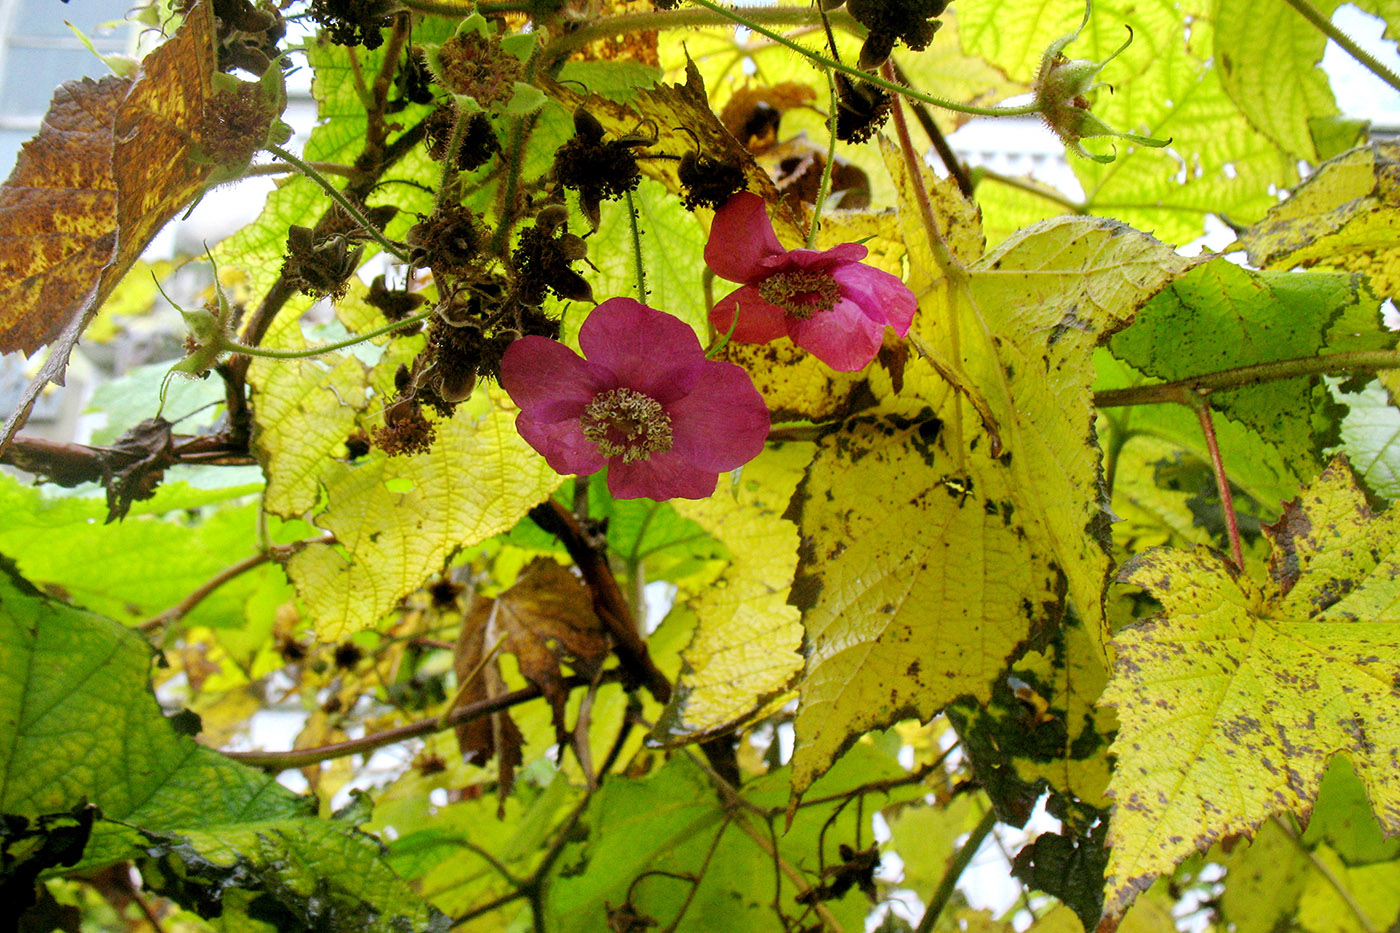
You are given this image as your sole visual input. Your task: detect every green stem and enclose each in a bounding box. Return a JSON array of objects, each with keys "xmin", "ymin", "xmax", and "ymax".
[
  {"xmin": 228, "ymin": 306, "xmax": 435, "ymax": 360},
  {"xmin": 684, "ymin": 0, "xmax": 1040, "ymax": 118},
  {"xmin": 625, "ymin": 189, "xmax": 648, "ymax": 301},
  {"xmin": 546, "ymin": 4, "xmax": 859, "ymax": 58},
  {"xmin": 1093, "ymin": 348, "xmax": 1400, "ymax": 408},
  {"xmin": 266, "ymin": 144, "xmax": 410, "ymax": 262},
  {"xmin": 492, "ymin": 113, "xmax": 536, "ymax": 259},
  {"xmin": 807, "ymin": 68, "xmax": 839, "ymax": 249},
  {"xmin": 915, "ymin": 805, "xmax": 997, "ymax": 933},
  {"xmin": 1281, "ymin": 0, "xmax": 1400, "ymax": 95},
  {"xmin": 242, "ymin": 160, "xmax": 360, "ymax": 179}
]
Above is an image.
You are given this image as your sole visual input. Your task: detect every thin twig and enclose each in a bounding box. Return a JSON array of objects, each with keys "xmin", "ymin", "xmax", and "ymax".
[
  {"xmin": 531, "ymin": 500, "xmax": 672, "ymax": 703},
  {"xmin": 226, "ymin": 670, "xmax": 620, "ymax": 770},
  {"xmin": 1272, "ymin": 815, "xmax": 1379, "ymax": 933},
  {"xmin": 915, "ymin": 804, "xmax": 998, "ymax": 933},
  {"xmin": 138, "ymin": 551, "xmax": 271, "ymax": 634},
  {"xmin": 890, "ymin": 61, "xmax": 974, "ymax": 198}
]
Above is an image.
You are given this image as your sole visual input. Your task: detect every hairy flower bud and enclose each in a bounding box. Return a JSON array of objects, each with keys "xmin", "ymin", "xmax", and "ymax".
[{"xmin": 1032, "ymin": 3, "xmax": 1169, "ymax": 163}]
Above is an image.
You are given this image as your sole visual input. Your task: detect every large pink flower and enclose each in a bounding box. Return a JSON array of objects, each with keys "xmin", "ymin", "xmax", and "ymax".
[
  {"xmin": 706, "ymin": 192, "xmax": 918, "ymax": 371},
  {"xmin": 500, "ymin": 298, "xmax": 771, "ymax": 500}
]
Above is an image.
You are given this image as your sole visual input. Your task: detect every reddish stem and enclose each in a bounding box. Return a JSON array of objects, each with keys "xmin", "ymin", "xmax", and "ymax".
[{"xmin": 1191, "ymin": 396, "xmax": 1245, "ymax": 570}]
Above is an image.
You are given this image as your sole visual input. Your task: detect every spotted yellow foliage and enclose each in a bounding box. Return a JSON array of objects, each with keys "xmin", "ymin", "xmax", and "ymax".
[
  {"xmin": 1104, "ymin": 458, "xmax": 1400, "ymax": 917},
  {"xmin": 1242, "ymin": 142, "xmax": 1400, "ymax": 301}
]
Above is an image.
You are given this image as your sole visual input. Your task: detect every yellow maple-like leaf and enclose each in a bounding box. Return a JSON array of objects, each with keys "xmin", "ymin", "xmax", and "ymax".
[
  {"xmin": 1103, "ymin": 457, "xmax": 1400, "ymax": 917},
  {"xmin": 1241, "ymin": 142, "xmax": 1400, "ymax": 300},
  {"xmin": 654, "ymin": 442, "xmax": 809, "ymax": 743},
  {"xmin": 788, "ymin": 401, "xmax": 1065, "ymax": 796},
  {"xmin": 283, "ymin": 388, "xmax": 563, "ymax": 640}
]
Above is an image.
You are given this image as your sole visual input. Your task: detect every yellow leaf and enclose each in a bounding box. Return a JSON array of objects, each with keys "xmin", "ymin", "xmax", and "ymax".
[
  {"xmin": 655, "ymin": 442, "xmax": 809, "ymax": 741},
  {"xmin": 1241, "ymin": 142, "xmax": 1400, "ymax": 301},
  {"xmin": 283, "ymin": 388, "xmax": 563, "ymax": 640},
  {"xmin": 1103, "ymin": 457, "xmax": 1400, "ymax": 916},
  {"xmin": 788, "ymin": 402, "xmax": 1064, "ymax": 797}
]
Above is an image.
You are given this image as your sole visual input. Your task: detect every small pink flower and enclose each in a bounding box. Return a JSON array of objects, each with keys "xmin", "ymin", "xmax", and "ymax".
[
  {"xmin": 706, "ymin": 192, "xmax": 918, "ymax": 371},
  {"xmin": 500, "ymin": 298, "xmax": 771, "ymax": 500}
]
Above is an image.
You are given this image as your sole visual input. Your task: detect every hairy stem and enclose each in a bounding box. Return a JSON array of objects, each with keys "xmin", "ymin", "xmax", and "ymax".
[
  {"xmin": 971, "ymin": 166, "xmax": 1087, "ymax": 213},
  {"xmin": 266, "ymin": 143, "xmax": 410, "ymax": 261},
  {"xmin": 1281, "ymin": 0, "xmax": 1400, "ymax": 95},
  {"xmin": 1272, "ymin": 815, "xmax": 1379, "ymax": 933},
  {"xmin": 916, "ymin": 804, "xmax": 998, "ymax": 933},
  {"xmin": 1092, "ymin": 348, "xmax": 1400, "ymax": 408},
  {"xmin": 892, "ymin": 61, "xmax": 974, "ymax": 198},
  {"xmin": 546, "ymin": 4, "xmax": 859, "ymax": 59},
  {"xmin": 228, "ymin": 306, "xmax": 436, "ymax": 360},
  {"xmin": 685, "ymin": 0, "xmax": 1040, "ymax": 118},
  {"xmin": 807, "ymin": 68, "xmax": 839, "ymax": 249},
  {"xmin": 625, "ymin": 189, "xmax": 648, "ymax": 300}
]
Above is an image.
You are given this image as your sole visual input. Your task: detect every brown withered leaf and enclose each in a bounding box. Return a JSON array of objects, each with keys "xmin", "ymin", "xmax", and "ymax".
[
  {"xmin": 454, "ymin": 559, "xmax": 608, "ymax": 796},
  {"xmin": 1, "ymin": 417, "xmax": 178, "ymax": 522},
  {"xmin": 719, "ymin": 82, "xmax": 817, "ymax": 152},
  {"xmin": 0, "ymin": 0, "xmax": 221, "ymax": 450}
]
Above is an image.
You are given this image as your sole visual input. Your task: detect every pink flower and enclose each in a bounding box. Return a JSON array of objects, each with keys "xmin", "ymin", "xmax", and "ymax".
[
  {"xmin": 706, "ymin": 192, "xmax": 918, "ymax": 371},
  {"xmin": 500, "ymin": 298, "xmax": 771, "ymax": 500}
]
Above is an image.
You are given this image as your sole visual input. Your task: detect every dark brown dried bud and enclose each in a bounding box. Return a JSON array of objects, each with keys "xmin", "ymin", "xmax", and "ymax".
[
  {"xmin": 406, "ymin": 205, "xmax": 486, "ymax": 277},
  {"xmin": 281, "ymin": 225, "xmax": 364, "ymax": 301},
  {"xmin": 553, "ymin": 107, "xmax": 649, "ymax": 228},
  {"xmin": 512, "ymin": 216, "xmax": 594, "ymax": 306},
  {"xmin": 366, "ymin": 274, "xmax": 427, "ymax": 325},
  {"xmin": 436, "ymin": 30, "xmax": 522, "ymax": 108},
  {"xmin": 678, "ymin": 152, "xmax": 747, "ymax": 211},
  {"xmin": 847, "ymin": 0, "xmax": 946, "ymax": 66},
  {"xmin": 834, "ymin": 73, "xmax": 893, "ymax": 144},
  {"xmin": 308, "ymin": 0, "xmax": 396, "ymax": 50}
]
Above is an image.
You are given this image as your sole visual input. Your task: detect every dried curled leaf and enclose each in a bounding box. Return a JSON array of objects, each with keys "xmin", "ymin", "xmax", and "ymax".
[
  {"xmin": 0, "ymin": 0, "xmax": 283, "ymax": 450},
  {"xmin": 453, "ymin": 558, "xmax": 608, "ymax": 796}
]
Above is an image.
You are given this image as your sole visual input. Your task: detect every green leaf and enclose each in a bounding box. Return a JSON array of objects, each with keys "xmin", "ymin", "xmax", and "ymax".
[
  {"xmin": 0, "ymin": 472, "xmax": 271, "ymax": 627},
  {"xmin": 1241, "ymin": 142, "xmax": 1400, "ymax": 302},
  {"xmin": 1103, "ymin": 457, "xmax": 1400, "ymax": 915},
  {"xmin": 1219, "ymin": 818, "xmax": 1313, "ymax": 933},
  {"xmin": 1213, "ymin": 0, "xmax": 1339, "ymax": 160},
  {"xmin": 1336, "ymin": 373, "xmax": 1400, "ymax": 502},
  {"xmin": 544, "ymin": 744, "xmax": 921, "ymax": 932},
  {"xmin": 1072, "ymin": 1, "xmax": 1297, "ymax": 243},
  {"xmin": 1111, "ymin": 261, "xmax": 1395, "ymax": 471},
  {"xmin": 0, "ymin": 558, "xmax": 446, "ymax": 929}
]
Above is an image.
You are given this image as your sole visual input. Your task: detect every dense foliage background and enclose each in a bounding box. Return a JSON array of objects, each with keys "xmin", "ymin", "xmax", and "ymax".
[{"xmin": 5, "ymin": 0, "xmax": 1400, "ymax": 930}]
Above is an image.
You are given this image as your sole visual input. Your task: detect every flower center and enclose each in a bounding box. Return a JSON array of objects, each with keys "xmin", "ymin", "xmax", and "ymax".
[
  {"xmin": 757, "ymin": 270, "xmax": 842, "ymax": 320},
  {"xmin": 579, "ymin": 388, "xmax": 673, "ymax": 463}
]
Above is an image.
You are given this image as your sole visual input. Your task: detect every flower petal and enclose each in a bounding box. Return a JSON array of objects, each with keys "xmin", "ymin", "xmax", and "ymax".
[
  {"xmin": 668, "ymin": 361, "xmax": 770, "ymax": 471},
  {"xmin": 711, "ymin": 286, "xmax": 790, "ymax": 344},
  {"xmin": 579, "ymin": 298, "xmax": 706, "ymax": 403},
  {"xmin": 832, "ymin": 262, "xmax": 918, "ymax": 334},
  {"xmin": 516, "ymin": 411, "xmax": 607, "ymax": 477},
  {"xmin": 787, "ymin": 298, "xmax": 886, "ymax": 371},
  {"xmin": 705, "ymin": 191, "xmax": 785, "ymax": 284},
  {"xmin": 608, "ymin": 450, "xmax": 719, "ymax": 500},
  {"xmin": 500, "ymin": 336, "xmax": 611, "ymax": 421},
  {"xmin": 773, "ymin": 243, "xmax": 868, "ymax": 272}
]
